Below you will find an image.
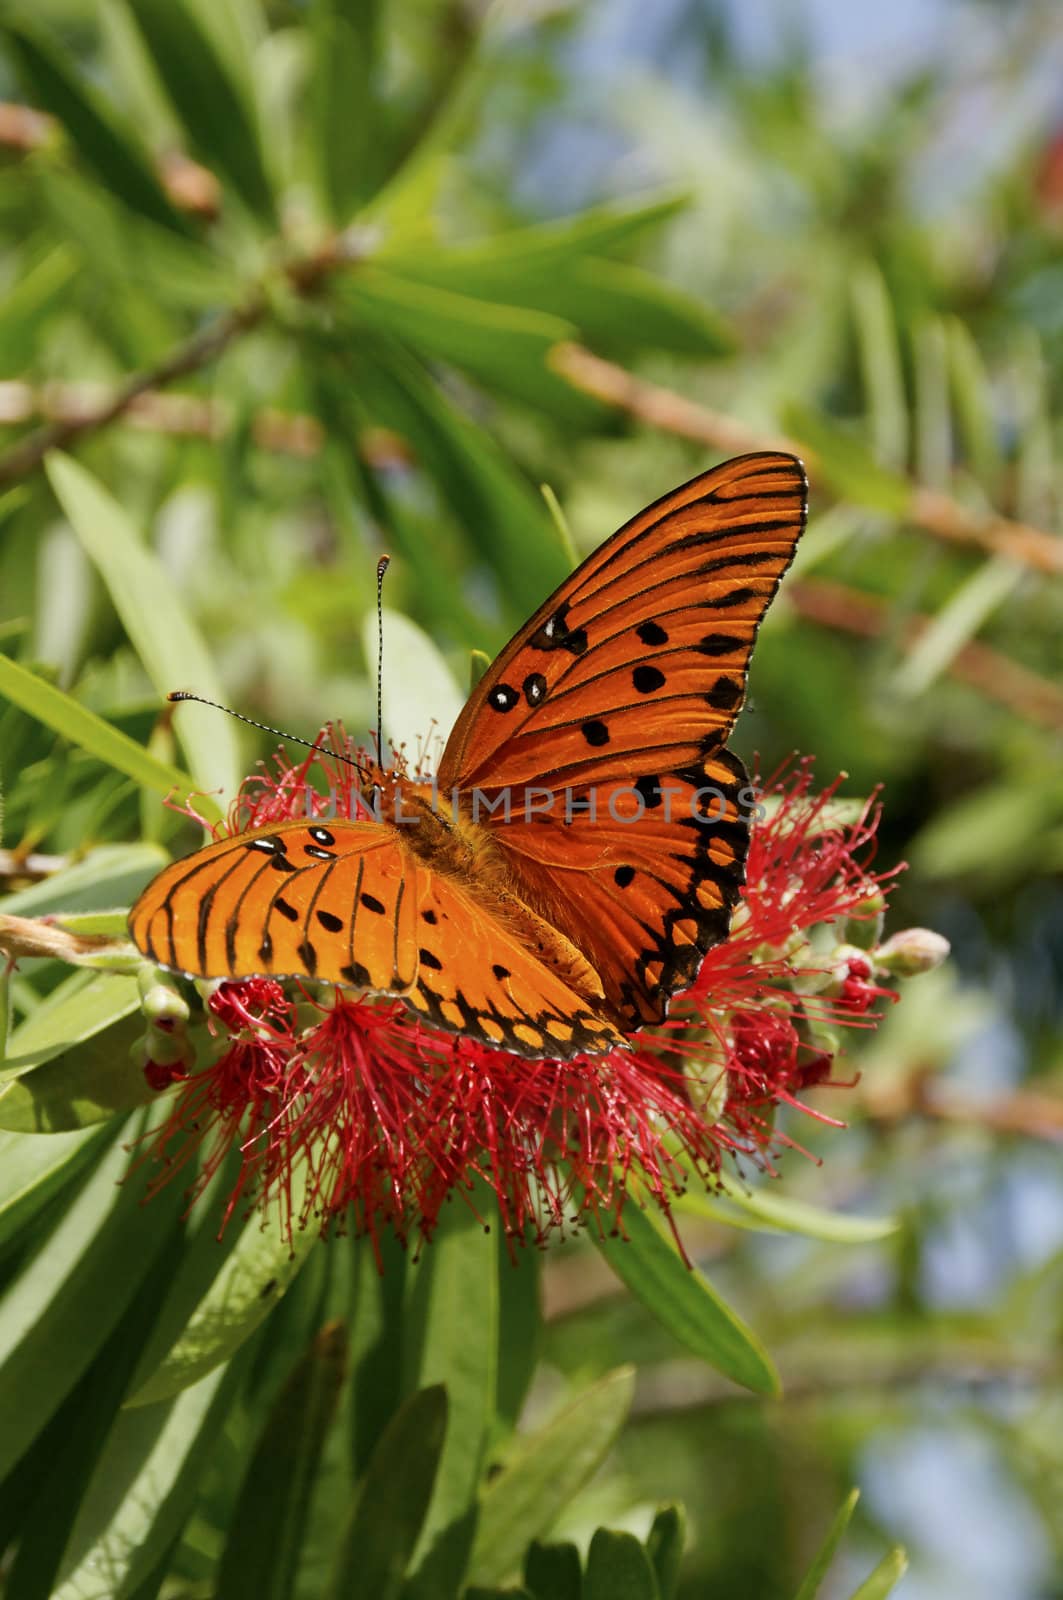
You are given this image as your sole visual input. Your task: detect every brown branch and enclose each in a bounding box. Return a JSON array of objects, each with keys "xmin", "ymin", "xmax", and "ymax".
[
  {"xmin": 0, "ymin": 302, "xmax": 266, "ymax": 488},
  {"xmin": 788, "ymin": 577, "xmax": 1063, "ymax": 731},
  {"xmin": 0, "ymin": 99, "xmax": 220, "ymax": 218},
  {"xmin": 860, "ymin": 1071, "xmax": 1063, "ymax": 1143},
  {"xmin": 551, "ymin": 342, "xmax": 1063, "ymax": 578}
]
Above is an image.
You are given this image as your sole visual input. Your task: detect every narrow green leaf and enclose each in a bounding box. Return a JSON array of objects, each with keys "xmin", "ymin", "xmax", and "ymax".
[
  {"xmin": 45, "ymin": 452, "xmax": 238, "ymax": 798},
  {"xmin": 328, "ymin": 1386, "xmax": 448, "ymax": 1600},
  {"xmin": 348, "ymin": 1229, "xmax": 409, "ymax": 1474},
  {"xmin": 645, "ymin": 1505, "xmax": 685, "ymax": 1600},
  {"xmin": 122, "ymin": 0, "xmax": 276, "ymax": 223},
  {"xmin": 0, "ymin": 1012, "xmax": 154, "ymax": 1132},
  {"xmin": 5, "ymin": 1242, "xmax": 181, "ymax": 1600},
  {"xmin": 784, "ymin": 404, "xmax": 911, "ymax": 516},
  {"xmin": 851, "ymin": 260, "xmax": 908, "ymax": 469},
  {"xmin": 341, "ymin": 271, "xmax": 588, "ymax": 420},
  {"xmin": 2, "ymin": 969, "xmax": 141, "ymax": 1082},
  {"xmin": 352, "ymin": 343, "xmax": 572, "ymax": 610},
  {"xmin": 0, "ymin": 1115, "xmax": 185, "ymax": 1481},
  {"xmin": 0, "ymin": 1124, "xmax": 109, "ymax": 1250},
  {"xmin": 126, "ymin": 1176, "xmax": 321, "ymax": 1406},
  {"xmin": 524, "ymin": 1541, "xmax": 582, "ymax": 1600},
  {"xmin": 467, "ymin": 1367, "xmax": 635, "ymax": 1590},
  {"xmin": 592, "ymin": 1205, "xmax": 779, "ymax": 1395},
  {"xmin": 947, "ymin": 318, "xmax": 1003, "ymax": 493},
  {"xmin": 584, "ymin": 1529, "xmax": 660, "ymax": 1600},
  {"xmin": 402, "ymin": 1199, "xmax": 499, "ymax": 1596},
  {"xmin": 495, "ymin": 1238, "xmax": 541, "ymax": 1435},
  {"xmin": 913, "ymin": 316, "xmax": 951, "ymax": 490},
  {"xmin": 891, "ymin": 555, "xmax": 1023, "ymax": 700},
  {"xmin": 310, "ymin": 0, "xmax": 381, "ymax": 221},
  {"xmin": 52, "ymin": 1358, "xmax": 244, "ymax": 1599},
  {"xmin": 679, "ymin": 1175, "xmax": 898, "ymax": 1245},
  {"xmin": 465, "ymin": 1590, "xmax": 532, "ymax": 1599},
  {"xmin": 218, "ymin": 1322, "xmax": 348, "ymax": 1600},
  {"xmin": 0, "ymin": 656, "xmax": 219, "ymax": 822},
  {"xmin": 846, "ymin": 1547, "xmax": 908, "ymax": 1600},
  {"xmin": 377, "ymin": 193, "xmax": 690, "ymax": 281},
  {"xmin": 2, "ymin": 17, "xmax": 187, "ymax": 235},
  {"xmin": 794, "ymin": 1489, "xmax": 860, "ymax": 1600}
]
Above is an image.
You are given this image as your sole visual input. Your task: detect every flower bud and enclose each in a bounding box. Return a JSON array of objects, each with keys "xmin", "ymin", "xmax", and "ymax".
[
  {"xmin": 843, "ymin": 891, "xmax": 887, "ymax": 951},
  {"xmin": 875, "ymin": 927, "xmax": 950, "ymax": 977}
]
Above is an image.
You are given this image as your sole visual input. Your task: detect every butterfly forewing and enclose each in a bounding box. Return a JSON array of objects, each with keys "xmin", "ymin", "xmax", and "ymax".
[
  {"xmin": 438, "ymin": 451, "xmax": 807, "ymax": 1028},
  {"xmin": 438, "ymin": 453, "xmax": 806, "ymax": 791}
]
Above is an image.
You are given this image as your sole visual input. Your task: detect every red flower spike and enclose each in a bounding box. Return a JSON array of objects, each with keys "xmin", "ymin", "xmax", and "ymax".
[{"xmin": 142, "ymin": 752, "xmax": 912, "ymax": 1249}]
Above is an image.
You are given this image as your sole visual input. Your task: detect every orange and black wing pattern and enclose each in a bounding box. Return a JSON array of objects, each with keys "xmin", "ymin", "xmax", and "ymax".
[
  {"xmin": 438, "ymin": 452, "xmax": 807, "ymax": 1028},
  {"xmin": 128, "ymin": 818, "xmax": 625, "ymax": 1059}
]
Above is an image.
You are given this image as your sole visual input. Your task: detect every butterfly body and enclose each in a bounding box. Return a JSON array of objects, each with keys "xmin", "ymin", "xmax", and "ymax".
[{"xmin": 130, "ymin": 453, "xmax": 807, "ymax": 1058}]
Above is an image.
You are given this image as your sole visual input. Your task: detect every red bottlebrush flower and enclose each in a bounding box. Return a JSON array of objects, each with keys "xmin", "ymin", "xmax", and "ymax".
[{"xmin": 141, "ymin": 749, "xmax": 917, "ymax": 1248}]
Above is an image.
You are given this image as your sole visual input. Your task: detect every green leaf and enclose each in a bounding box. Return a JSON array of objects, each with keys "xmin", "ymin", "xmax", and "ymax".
[
  {"xmin": 851, "ymin": 260, "xmax": 908, "ymax": 469},
  {"xmin": 363, "ymin": 607, "xmax": 465, "ymax": 755},
  {"xmin": 341, "ymin": 271, "xmax": 591, "ymax": 421},
  {"xmin": 1, "ymin": 969, "xmax": 141, "ymax": 1083},
  {"xmin": 794, "ymin": 1489, "xmax": 860, "ymax": 1600},
  {"xmin": 2, "ymin": 17, "xmax": 187, "ymax": 235},
  {"xmin": 591, "ymin": 1205, "xmax": 779, "ymax": 1396},
  {"xmin": 402, "ymin": 1199, "xmax": 499, "ymax": 1597},
  {"xmin": 524, "ymin": 1541, "xmax": 582, "ymax": 1600},
  {"xmin": 947, "ymin": 318, "xmax": 1003, "ymax": 493},
  {"xmin": 495, "ymin": 1239, "xmax": 540, "ymax": 1435},
  {"xmin": 377, "ymin": 193, "xmax": 690, "ymax": 282},
  {"xmin": 126, "ymin": 1176, "xmax": 321, "ymax": 1406},
  {"xmin": 679, "ymin": 1175, "xmax": 898, "ymax": 1245},
  {"xmin": 890, "ymin": 554, "xmax": 1023, "ymax": 700},
  {"xmin": 0, "ymin": 657, "xmax": 220, "ymax": 823},
  {"xmin": 45, "ymin": 452, "xmax": 238, "ymax": 798},
  {"xmin": 310, "ymin": 0, "xmax": 381, "ymax": 221},
  {"xmin": 584, "ymin": 1529, "xmax": 660, "ymax": 1600},
  {"xmin": 0, "ymin": 1124, "xmax": 110, "ymax": 1250},
  {"xmin": 0, "ymin": 966, "xmax": 153, "ymax": 1132},
  {"xmin": 217, "ymin": 1321, "xmax": 348, "ymax": 1600},
  {"xmin": 348, "ymin": 1229, "xmax": 409, "ymax": 1474},
  {"xmin": 645, "ymin": 1505, "xmax": 685, "ymax": 1600},
  {"xmin": 328, "ymin": 1386, "xmax": 447, "ymax": 1600},
  {"xmin": 5, "ymin": 1242, "xmax": 182, "ymax": 1599},
  {"xmin": 784, "ymin": 404, "xmax": 911, "ymax": 516},
  {"xmin": 466, "ymin": 1367, "xmax": 635, "ymax": 1590},
  {"xmin": 52, "ymin": 1358, "xmax": 245, "ymax": 1599},
  {"xmin": 846, "ymin": 1547, "xmax": 908, "ymax": 1600},
  {"xmin": 351, "ymin": 342, "xmax": 572, "ymax": 613},
  {"xmin": 122, "ymin": 0, "xmax": 276, "ymax": 223},
  {"xmin": 0, "ymin": 1115, "xmax": 185, "ymax": 1481}
]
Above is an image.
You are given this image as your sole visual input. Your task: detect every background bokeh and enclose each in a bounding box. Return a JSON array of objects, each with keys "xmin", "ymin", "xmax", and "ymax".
[{"xmin": 1, "ymin": 2, "xmax": 1061, "ymax": 1597}]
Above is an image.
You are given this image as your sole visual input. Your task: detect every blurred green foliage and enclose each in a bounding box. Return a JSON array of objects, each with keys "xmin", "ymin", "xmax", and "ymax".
[{"xmin": 0, "ymin": 2, "xmax": 1061, "ymax": 1597}]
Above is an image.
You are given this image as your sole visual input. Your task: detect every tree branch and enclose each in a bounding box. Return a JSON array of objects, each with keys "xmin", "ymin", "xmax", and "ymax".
[
  {"xmin": 787, "ymin": 577, "xmax": 1063, "ymax": 731},
  {"xmin": 551, "ymin": 342, "xmax": 1063, "ymax": 578}
]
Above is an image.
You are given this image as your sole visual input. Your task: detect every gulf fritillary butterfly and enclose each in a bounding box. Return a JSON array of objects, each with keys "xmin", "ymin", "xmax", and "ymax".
[{"xmin": 129, "ymin": 452, "xmax": 807, "ymax": 1059}]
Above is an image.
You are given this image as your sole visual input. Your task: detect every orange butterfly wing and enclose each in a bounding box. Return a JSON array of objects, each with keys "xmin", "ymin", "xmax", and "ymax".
[
  {"xmin": 438, "ymin": 451, "xmax": 807, "ymax": 1027},
  {"xmin": 129, "ymin": 819, "xmax": 625, "ymax": 1059}
]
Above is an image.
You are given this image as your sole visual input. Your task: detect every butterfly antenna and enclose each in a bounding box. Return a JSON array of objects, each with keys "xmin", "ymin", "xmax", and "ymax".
[
  {"xmin": 375, "ymin": 554, "xmax": 390, "ymax": 766},
  {"xmin": 167, "ymin": 692, "xmax": 374, "ymax": 781}
]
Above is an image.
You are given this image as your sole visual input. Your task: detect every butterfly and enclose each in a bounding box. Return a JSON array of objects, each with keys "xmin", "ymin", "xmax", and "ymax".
[{"xmin": 129, "ymin": 452, "xmax": 807, "ymax": 1059}]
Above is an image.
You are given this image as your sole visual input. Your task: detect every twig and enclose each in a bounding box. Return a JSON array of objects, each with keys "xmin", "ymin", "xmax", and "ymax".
[
  {"xmin": 0, "ymin": 303, "xmax": 266, "ymax": 488},
  {"xmin": 551, "ymin": 342, "xmax": 1063, "ymax": 578},
  {"xmin": 860, "ymin": 1072, "xmax": 1063, "ymax": 1143},
  {"xmin": 787, "ymin": 577, "xmax": 1063, "ymax": 731},
  {"xmin": 0, "ymin": 99, "xmax": 220, "ymax": 218}
]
